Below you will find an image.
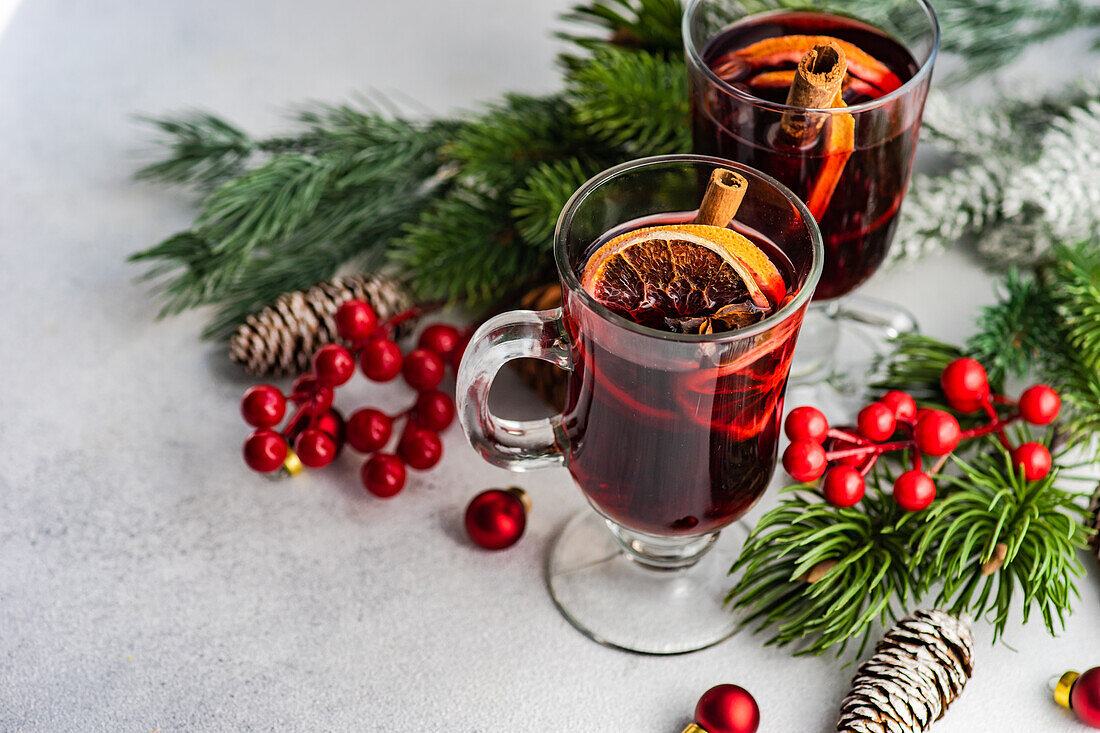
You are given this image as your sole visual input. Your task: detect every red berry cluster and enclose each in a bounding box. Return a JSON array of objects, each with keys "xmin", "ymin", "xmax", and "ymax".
[
  {"xmin": 782, "ymin": 358, "xmax": 1061, "ymax": 512},
  {"xmin": 239, "ymin": 299, "xmax": 469, "ymax": 498}
]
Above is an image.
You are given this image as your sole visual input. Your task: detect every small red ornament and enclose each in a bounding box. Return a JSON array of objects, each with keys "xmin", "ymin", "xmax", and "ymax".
[
  {"xmin": 893, "ymin": 470, "xmax": 936, "ymax": 511},
  {"xmin": 1012, "ymin": 442, "xmax": 1052, "ymax": 481},
  {"xmin": 782, "ymin": 440, "xmax": 828, "ymax": 482},
  {"xmin": 464, "ymin": 488, "xmax": 528, "ymax": 550},
  {"xmin": 822, "ymin": 465, "xmax": 865, "ymax": 507},
  {"xmin": 418, "ymin": 323, "xmax": 462, "ymax": 363},
  {"xmin": 414, "ymin": 390, "xmax": 456, "ymax": 432},
  {"xmin": 360, "ymin": 337, "xmax": 403, "ymax": 382},
  {"xmin": 1018, "ymin": 384, "xmax": 1061, "ymax": 425},
  {"xmin": 857, "ymin": 402, "xmax": 897, "ymax": 442},
  {"xmin": 398, "ymin": 426, "xmax": 443, "ymax": 470},
  {"xmin": 688, "ymin": 684, "xmax": 760, "ymax": 733},
  {"xmin": 312, "ymin": 343, "xmax": 355, "ymax": 386},
  {"xmin": 346, "ymin": 408, "xmax": 393, "ymax": 453},
  {"xmin": 913, "ymin": 410, "xmax": 961, "ymax": 456},
  {"xmin": 243, "ymin": 429, "xmax": 288, "ymax": 473},
  {"xmin": 880, "ymin": 390, "xmax": 917, "ymax": 421},
  {"xmin": 240, "ymin": 384, "xmax": 287, "ymax": 428},
  {"xmin": 1056, "ymin": 667, "xmax": 1100, "ymax": 728},
  {"xmin": 784, "ymin": 406, "xmax": 828, "ymax": 444},
  {"xmin": 334, "ymin": 299, "xmax": 378, "ymax": 342},
  {"xmin": 402, "ymin": 348, "xmax": 446, "ymax": 392},
  {"xmin": 294, "ymin": 428, "xmax": 337, "ymax": 468},
  {"xmin": 361, "ymin": 453, "xmax": 407, "ymax": 498},
  {"xmin": 941, "ymin": 357, "xmax": 990, "ymax": 413}
]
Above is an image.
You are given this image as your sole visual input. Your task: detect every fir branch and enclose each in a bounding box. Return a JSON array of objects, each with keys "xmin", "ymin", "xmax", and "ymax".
[
  {"xmin": 566, "ymin": 48, "xmax": 691, "ymax": 156},
  {"xmin": 135, "ymin": 112, "xmax": 257, "ymax": 188},
  {"xmin": 558, "ymin": 0, "xmax": 684, "ymax": 61},
  {"xmin": 727, "ymin": 479, "xmax": 914, "ymax": 657},
  {"xmin": 966, "ymin": 270, "xmax": 1059, "ymax": 385},
  {"xmin": 908, "ymin": 450, "xmax": 1089, "ymax": 639},
  {"xmin": 511, "ymin": 157, "xmax": 597, "ymax": 250},
  {"xmin": 868, "ymin": 334, "xmax": 967, "ymax": 406}
]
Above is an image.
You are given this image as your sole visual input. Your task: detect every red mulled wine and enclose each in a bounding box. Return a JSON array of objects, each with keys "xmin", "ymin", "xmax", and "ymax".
[{"xmin": 691, "ymin": 11, "xmax": 920, "ymax": 299}]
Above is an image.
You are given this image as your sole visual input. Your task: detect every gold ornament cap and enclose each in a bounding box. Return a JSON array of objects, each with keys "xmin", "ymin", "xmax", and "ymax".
[
  {"xmin": 283, "ymin": 448, "xmax": 304, "ymax": 476},
  {"xmin": 680, "ymin": 725, "xmax": 706, "ymax": 733},
  {"xmin": 1055, "ymin": 671, "xmax": 1080, "ymax": 709}
]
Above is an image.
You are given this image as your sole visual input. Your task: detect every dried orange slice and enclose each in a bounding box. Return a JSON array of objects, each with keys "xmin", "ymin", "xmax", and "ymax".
[{"xmin": 580, "ymin": 224, "xmax": 786, "ymax": 333}]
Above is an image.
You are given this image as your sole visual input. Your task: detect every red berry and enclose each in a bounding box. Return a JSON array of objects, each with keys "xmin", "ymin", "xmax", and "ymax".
[
  {"xmin": 243, "ymin": 429, "xmax": 287, "ymax": 473},
  {"xmin": 313, "ymin": 409, "xmax": 345, "ymax": 453},
  {"xmin": 361, "ymin": 453, "xmax": 407, "ymax": 498},
  {"xmin": 291, "ymin": 374, "xmax": 318, "ymax": 402},
  {"xmin": 857, "ymin": 402, "xmax": 897, "ymax": 442},
  {"xmin": 335, "ymin": 299, "xmax": 378, "ymax": 342},
  {"xmin": 1018, "ymin": 384, "xmax": 1060, "ymax": 426},
  {"xmin": 346, "ymin": 408, "xmax": 393, "ymax": 453},
  {"xmin": 312, "ymin": 344, "xmax": 355, "ymax": 386},
  {"xmin": 913, "ymin": 410, "xmax": 961, "ymax": 456},
  {"xmin": 360, "ymin": 338, "xmax": 403, "ymax": 382},
  {"xmin": 893, "ymin": 470, "xmax": 936, "ymax": 511},
  {"xmin": 418, "ymin": 323, "xmax": 462, "ymax": 362},
  {"xmin": 450, "ymin": 330, "xmax": 471, "ymax": 372},
  {"xmin": 308, "ymin": 385, "xmax": 334, "ymax": 416},
  {"xmin": 881, "ymin": 390, "xmax": 917, "ymax": 421},
  {"xmin": 1011, "ymin": 442, "xmax": 1052, "ymax": 481},
  {"xmin": 784, "ymin": 406, "xmax": 829, "ymax": 443},
  {"xmin": 402, "ymin": 348, "xmax": 445, "ymax": 392},
  {"xmin": 294, "ymin": 428, "xmax": 337, "ymax": 468},
  {"xmin": 399, "ymin": 427, "xmax": 443, "ymax": 470},
  {"xmin": 465, "ymin": 489, "xmax": 528, "ymax": 550},
  {"xmin": 941, "ymin": 358, "xmax": 990, "ymax": 413},
  {"xmin": 822, "ymin": 465, "xmax": 865, "ymax": 507},
  {"xmin": 414, "ymin": 390, "xmax": 456, "ymax": 432},
  {"xmin": 240, "ymin": 385, "xmax": 286, "ymax": 428},
  {"xmin": 782, "ymin": 440, "xmax": 828, "ymax": 482}
]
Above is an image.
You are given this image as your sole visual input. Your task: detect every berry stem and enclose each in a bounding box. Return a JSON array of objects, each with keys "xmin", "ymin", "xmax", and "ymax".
[
  {"xmin": 825, "ymin": 438, "xmax": 910, "ymax": 461},
  {"xmin": 827, "ymin": 427, "xmax": 867, "ymax": 445},
  {"xmin": 280, "ymin": 403, "xmax": 311, "ymax": 440}
]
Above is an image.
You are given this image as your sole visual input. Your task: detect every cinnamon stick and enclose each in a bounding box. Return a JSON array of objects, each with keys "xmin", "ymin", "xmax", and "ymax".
[
  {"xmin": 694, "ymin": 168, "xmax": 747, "ymax": 227},
  {"xmin": 780, "ymin": 42, "xmax": 847, "ymax": 143}
]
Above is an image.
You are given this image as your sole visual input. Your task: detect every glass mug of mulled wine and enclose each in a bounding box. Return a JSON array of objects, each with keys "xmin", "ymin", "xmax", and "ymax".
[
  {"xmin": 456, "ymin": 155, "xmax": 822, "ymax": 654},
  {"xmin": 684, "ymin": 0, "xmax": 939, "ymax": 378}
]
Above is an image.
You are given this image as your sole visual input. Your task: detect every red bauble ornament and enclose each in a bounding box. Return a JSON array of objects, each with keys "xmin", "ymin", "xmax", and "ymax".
[
  {"xmin": 243, "ymin": 429, "xmax": 288, "ymax": 473},
  {"xmin": 784, "ymin": 406, "xmax": 828, "ymax": 444},
  {"xmin": 418, "ymin": 323, "xmax": 462, "ymax": 363},
  {"xmin": 1057, "ymin": 667, "xmax": 1100, "ymax": 728},
  {"xmin": 414, "ymin": 390, "xmax": 455, "ymax": 432},
  {"xmin": 346, "ymin": 408, "xmax": 393, "ymax": 453},
  {"xmin": 360, "ymin": 337, "xmax": 403, "ymax": 382},
  {"xmin": 881, "ymin": 390, "xmax": 917, "ymax": 421},
  {"xmin": 399, "ymin": 427, "xmax": 443, "ymax": 470},
  {"xmin": 294, "ymin": 428, "xmax": 337, "ymax": 468},
  {"xmin": 822, "ymin": 465, "xmax": 865, "ymax": 507},
  {"xmin": 692, "ymin": 684, "xmax": 760, "ymax": 733},
  {"xmin": 1012, "ymin": 442, "xmax": 1052, "ymax": 481},
  {"xmin": 857, "ymin": 402, "xmax": 897, "ymax": 442},
  {"xmin": 361, "ymin": 453, "xmax": 406, "ymax": 498},
  {"xmin": 402, "ymin": 348, "xmax": 445, "ymax": 392},
  {"xmin": 782, "ymin": 440, "xmax": 827, "ymax": 482},
  {"xmin": 464, "ymin": 488, "xmax": 528, "ymax": 550},
  {"xmin": 913, "ymin": 410, "xmax": 961, "ymax": 456},
  {"xmin": 941, "ymin": 357, "xmax": 990, "ymax": 413},
  {"xmin": 240, "ymin": 384, "xmax": 286, "ymax": 428},
  {"xmin": 334, "ymin": 299, "xmax": 378, "ymax": 342},
  {"xmin": 1018, "ymin": 384, "xmax": 1061, "ymax": 425},
  {"xmin": 893, "ymin": 470, "xmax": 936, "ymax": 511},
  {"xmin": 312, "ymin": 343, "xmax": 355, "ymax": 386}
]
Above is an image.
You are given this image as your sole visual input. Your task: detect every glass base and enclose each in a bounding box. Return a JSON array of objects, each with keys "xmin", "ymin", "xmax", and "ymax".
[
  {"xmin": 547, "ymin": 510, "xmax": 748, "ymax": 655},
  {"xmin": 791, "ymin": 295, "xmax": 919, "ymax": 391}
]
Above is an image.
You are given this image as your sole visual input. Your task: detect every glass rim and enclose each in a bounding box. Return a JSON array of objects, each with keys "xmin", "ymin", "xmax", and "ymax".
[
  {"xmin": 553, "ymin": 154, "xmax": 824, "ymax": 344},
  {"xmin": 681, "ymin": 0, "xmax": 941, "ymax": 116}
]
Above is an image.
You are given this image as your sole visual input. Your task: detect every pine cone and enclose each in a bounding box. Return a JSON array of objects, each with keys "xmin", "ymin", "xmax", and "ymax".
[
  {"xmin": 1088, "ymin": 482, "xmax": 1100, "ymax": 569},
  {"xmin": 513, "ymin": 283, "xmax": 568, "ymax": 411},
  {"xmin": 229, "ymin": 274, "xmax": 413, "ymax": 376},
  {"xmin": 837, "ymin": 609, "xmax": 974, "ymax": 733}
]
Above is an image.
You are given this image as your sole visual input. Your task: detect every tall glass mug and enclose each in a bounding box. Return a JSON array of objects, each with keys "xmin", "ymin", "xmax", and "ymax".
[
  {"xmin": 684, "ymin": 0, "xmax": 939, "ymax": 378},
  {"xmin": 457, "ymin": 156, "xmax": 822, "ymax": 654}
]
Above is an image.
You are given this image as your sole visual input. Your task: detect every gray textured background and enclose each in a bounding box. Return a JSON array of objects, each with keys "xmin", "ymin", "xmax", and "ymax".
[{"xmin": 1, "ymin": 1, "xmax": 1097, "ymax": 730}]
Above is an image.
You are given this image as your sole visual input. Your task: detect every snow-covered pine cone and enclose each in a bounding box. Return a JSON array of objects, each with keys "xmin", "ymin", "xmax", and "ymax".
[
  {"xmin": 229, "ymin": 274, "xmax": 413, "ymax": 376},
  {"xmin": 837, "ymin": 610, "xmax": 974, "ymax": 733},
  {"xmin": 1088, "ymin": 482, "xmax": 1100, "ymax": 569}
]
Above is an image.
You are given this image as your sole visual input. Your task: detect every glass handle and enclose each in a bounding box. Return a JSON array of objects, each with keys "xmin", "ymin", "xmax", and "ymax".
[{"xmin": 456, "ymin": 308, "xmax": 572, "ymax": 471}]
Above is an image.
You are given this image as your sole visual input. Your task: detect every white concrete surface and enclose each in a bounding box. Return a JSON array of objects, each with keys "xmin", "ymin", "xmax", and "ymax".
[{"xmin": 1, "ymin": 1, "xmax": 1096, "ymax": 730}]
